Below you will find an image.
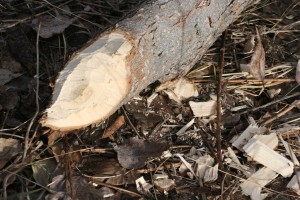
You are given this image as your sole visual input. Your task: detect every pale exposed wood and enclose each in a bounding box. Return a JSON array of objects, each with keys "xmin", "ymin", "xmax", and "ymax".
[
  {"xmin": 189, "ymin": 100, "xmax": 217, "ymax": 117},
  {"xmin": 232, "ymin": 124, "xmax": 267, "ymax": 151},
  {"xmin": 243, "ymin": 136, "xmax": 294, "ymax": 177},
  {"xmin": 204, "ymin": 164, "xmax": 218, "ymax": 183},
  {"xmin": 254, "ymin": 133, "xmax": 278, "ymax": 150},
  {"xmin": 43, "ymin": 33, "xmax": 132, "ymax": 130},
  {"xmin": 42, "ymin": 0, "xmax": 255, "ymax": 130},
  {"xmin": 176, "ymin": 118, "xmax": 195, "ymax": 136},
  {"xmin": 195, "ymin": 155, "xmax": 214, "ymax": 179},
  {"xmin": 287, "ymin": 172, "xmax": 300, "ymax": 195},
  {"xmin": 153, "ymin": 179, "xmax": 176, "ymax": 192},
  {"xmin": 136, "ymin": 176, "xmax": 152, "ymax": 194},
  {"xmin": 156, "ymin": 78, "xmax": 198, "ymax": 103},
  {"xmin": 240, "ymin": 167, "xmax": 278, "ymax": 196}
]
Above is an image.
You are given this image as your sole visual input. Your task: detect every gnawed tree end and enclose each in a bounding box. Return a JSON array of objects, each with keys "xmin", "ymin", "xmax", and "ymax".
[
  {"xmin": 42, "ymin": 0, "xmax": 254, "ymax": 131},
  {"xmin": 42, "ymin": 33, "xmax": 134, "ymax": 130}
]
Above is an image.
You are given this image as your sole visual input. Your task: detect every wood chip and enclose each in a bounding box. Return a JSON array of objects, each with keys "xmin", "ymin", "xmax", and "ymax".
[
  {"xmin": 189, "ymin": 100, "xmax": 216, "ymax": 117},
  {"xmin": 287, "ymin": 172, "xmax": 300, "ymax": 195},
  {"xmin": 195, "ymin": 155, "xmax": 214, "ymax": 179},
  {"xmin": 254, "ymin": 133, "xmax": 278, "ymax": 150},
  {"xmin": 176, "ymin": 118, "xmax": 195, "ymax": 136},
  {"xmin": 153, "ymin": 179, "xmax": 176, "ymax": 192},
  {"xmin": 232, "ymin": 124, "xmax": 267, "ymax": 151},
  {"xmin": 136, "ymin": 176, "xmax": 152, "ymax": 194},
  {"xmin": 240, "ymin": 167, "xmax": 278, "ymax": 196},
  {"xmin": 157, "ymin": 78, "xmax": 198, "ymax": 103},
  {"xmin": 204, "ymin": 164, "xmax": 218, "ymax": 183},
  {"xmin": 243, "ymin": 136, "xmax": 294, "ymax": 177}
]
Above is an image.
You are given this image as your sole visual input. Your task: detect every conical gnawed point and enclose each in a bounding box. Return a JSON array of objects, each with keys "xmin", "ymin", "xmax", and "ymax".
[{"xmin": 42, "ymin": 33, "xmax": 133, "ymax": 130}]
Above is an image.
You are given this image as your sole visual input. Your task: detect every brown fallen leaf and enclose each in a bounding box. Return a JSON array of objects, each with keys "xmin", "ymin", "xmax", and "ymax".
[
  {"xmin": 32, "ymin": 158, "xmax": 61, "ymax": 187},
  {"xmin": 114, "ymin": 137, "xmax": 169, "ymax": 169},
  {"xmin": 46, "ymin": 175, "xmax": 117, "ymax": 200},
  {"xmin": 81, "ymin": 158, "xmax": 139, "ymax": 185},
  {"xmin": 0, "ymin": 138, "xmax": 22, "ymax": 169},
  {"xmin": 31, "ymin": 12, "xmax": 76, "ymax": 38},
  {"xmin": 249, "ymin": 27, "xmax": 265, "ymax": 81},
  {"xmin": 296, "ymin": 60, "xmax": 300, "ymax": 85}
]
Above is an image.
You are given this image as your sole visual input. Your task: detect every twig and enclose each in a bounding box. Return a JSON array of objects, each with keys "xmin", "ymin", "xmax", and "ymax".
[
  {"xmin": 240, "ymin": 92, "xmax": 300, "ymax": 115},
  {"xmin": 216, "ymin": 30, "xmax": 227, "ymax": 170},
  {"xmin": 261, "ymin": 100, "xmax": 300, "ymax": 126},
  {"xmin": 22, "ymin": 22, "xmax": 41, "ymax": 161},
  {"xmin": 2, "ymin": 168, "xmax": 52, "ymax": 199},
  {"xmin": 2, "ymin": 167, "xmax": 23, "ymax": 199},
  {"xmin": 0, "ymin": 0, "xmax": 74, "ymax": 32},
  {"xmin": 0, "ymin": 132, "xmax": 25, "ymax": 139},
  {"xmin": 121, "ymin": 106, "xmax": 141, "ymax": 137},
  {"xmin": 193, "ymin": 78, "xmax": 295, "ymax": 83},
  {"xmin": 89, "ymin": 179, "xmax": 143, "ymax": 198},
  {"xmin": 63, "ymin": 135, "xmax": 75, "ymax": 199}
]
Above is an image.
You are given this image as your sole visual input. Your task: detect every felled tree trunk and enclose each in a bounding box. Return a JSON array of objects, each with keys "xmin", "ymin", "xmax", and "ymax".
[{"xmin": 42, "ymin": 0, "xmax": 254, "ymax": 131}]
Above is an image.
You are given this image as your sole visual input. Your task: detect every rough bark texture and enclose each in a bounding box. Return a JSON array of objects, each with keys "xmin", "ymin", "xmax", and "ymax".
[{"xmin": 43, "ymin": 0, "xmax": 255, "ymax": 130}]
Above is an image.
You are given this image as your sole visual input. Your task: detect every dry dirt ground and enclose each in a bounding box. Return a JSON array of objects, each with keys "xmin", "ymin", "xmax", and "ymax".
[{"xmin": 0, "ymin": 0, "xmax": 300, "ymax": 199}]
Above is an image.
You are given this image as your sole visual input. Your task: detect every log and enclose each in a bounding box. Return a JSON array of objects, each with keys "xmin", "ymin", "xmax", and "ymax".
[{"xmin": 42, "ymin": 0, "xmax": 254, "ymax": 131}]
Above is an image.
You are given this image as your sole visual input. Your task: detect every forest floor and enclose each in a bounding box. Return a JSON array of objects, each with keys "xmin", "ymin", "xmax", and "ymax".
[{"xmin": 0, "ymin": 0, "xmax": 300, "ymax": 199}]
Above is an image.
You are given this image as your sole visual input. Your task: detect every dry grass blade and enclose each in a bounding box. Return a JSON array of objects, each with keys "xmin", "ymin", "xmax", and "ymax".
[
  {"xmin": 296, "ymin": 60, "xmax": 300, "ymax": 85},
  {"xmin": 249, "ymin": 27, "xmax": 265, "ymax": 81}
]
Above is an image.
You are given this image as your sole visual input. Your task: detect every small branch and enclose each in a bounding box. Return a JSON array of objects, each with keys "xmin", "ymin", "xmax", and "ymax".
[
  {"xmin": 240, "ymin": 92, "xmax": 300, "ymax": 115},
  {"xmin": 122, "ymin": 106, "xmax": 141, "ymax": 137},
  {"xmin": 193, "ymin": 78, "xmax": 295, "ymax": 83},
  {"xmin": 261, "ymin": 100, "xmax": 300, "ymax": 126},
  {"xmin": 23, "ymin": 22, "xmax": 41, "ymax": 161},
  {"xmin": 216, "ymin": 30, "xmax": 227, "ymax": 170},
  {"xmin": 88, "ymin": 179, "xmax": 143, "ymax": 198}
]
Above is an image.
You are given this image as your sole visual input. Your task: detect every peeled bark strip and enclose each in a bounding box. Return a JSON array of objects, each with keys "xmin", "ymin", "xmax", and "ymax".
[{"xmin": 42, "ymin": 0, "xmax": 254, "ymax": 130}]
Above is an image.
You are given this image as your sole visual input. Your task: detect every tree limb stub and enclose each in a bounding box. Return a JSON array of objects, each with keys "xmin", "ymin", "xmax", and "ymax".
[{"xmin": 42, "ymin": 0, "xmax": 254, "ymax": 131}]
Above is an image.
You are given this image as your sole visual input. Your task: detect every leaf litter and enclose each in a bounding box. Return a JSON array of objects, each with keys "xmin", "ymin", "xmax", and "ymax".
[{"xmin": 1, "ymin": 0, "xmax": 300, "ymax": 199}]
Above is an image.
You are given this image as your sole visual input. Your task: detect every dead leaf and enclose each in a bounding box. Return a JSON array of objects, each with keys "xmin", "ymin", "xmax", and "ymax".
[
  {"xmin": 0, "ymin": 138, "xmax": 22, "ymax": 169},
  {"xmin": 243, "ymin": 35, "xmax": 255, "ymax": 54},
  {"xmin": 296, "ymin": 60, "xmax": 300, "ymax": 85},
  {"xmin": 46, "ymin": 175, "xmax": 116, "ymax": 200},
  {"xmin": 114, "ymin": 137, "xmax": 169, "ymax": 169},
  {"xmin": 81, "ymin": 158, "xmax": 139, "ymax": 185},
  {"xmin": 32, "ymin": 158, "xmax": 60, "ymax": 186},
  {"xmin": 0, "ymin": 69, "xmax": 22, "ymax": 85},
  {"xmin": 249, "ymin": 27, "xmax": 265, "ymax": 81},
  {"xmin": 0, "ymin": 87, "xmax": 19, "ymax": 110},
  {"xmin": 31, "ymin": 14, "xmax": 76, "ymax": 38},
  {"xmin": 222, "ymin": 114, "xmax": 240, "ymax": 127}
]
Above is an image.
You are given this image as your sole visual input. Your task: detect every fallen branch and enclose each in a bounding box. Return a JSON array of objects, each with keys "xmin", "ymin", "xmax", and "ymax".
[{"xmin": 42, "ymin": 0, "xmax": 255, "ymax": 131}]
